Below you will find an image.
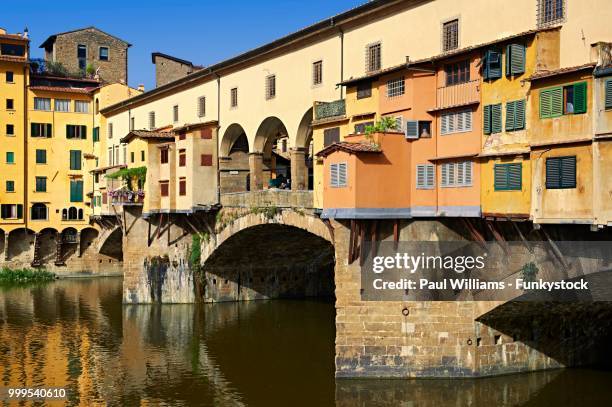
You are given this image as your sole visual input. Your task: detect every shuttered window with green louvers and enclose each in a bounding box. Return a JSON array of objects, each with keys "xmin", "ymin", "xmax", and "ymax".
[
  {"xmin": 546, "ymin": 156, "xmax": 576, "ymax": 189},
  {"xmin": 572, "ymin": 81, "xmax": 587, "ymax": 114},
  {"xmin": 483, "ymin": 104, "xmax": 502, "ymax": 134},
  {"xmin": 606, "ymin": 80, "xmax": 612, "ymax": 110},
  {"xmin": 494, "ymin": 163, "xmax": 522, "ymax": 191},
  {"xmin": 505, "ymin": 100, "xmax": 526, "ymax": 131},
  {"xmin": 506, "ymin": 44, "xmax": 526, "ymax": 76},
  {"xmin": 70, "ymin": 180, "xmax": 84, "ymax": 202},
  {"xmin": 540, "ymin": 87, "xmax": 563, "ymax": 118},
  {"xmin": 483, "ymin": 49, "xmax": 502, "ymax": 80}
]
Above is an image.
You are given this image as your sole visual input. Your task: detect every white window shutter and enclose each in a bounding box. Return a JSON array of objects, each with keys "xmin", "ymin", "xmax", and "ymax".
[
  {"xmin": 457, "ymin": 162, "xmax": 464, "ymax": 185},
  {"xmin": 441, "ymin": 164, "xmax": 448, "ymax": 187},
  {"xmin": 464, "ymin": 161, "xmax": 472, "ymax": 186},
  {"xmin": 426, "ymin": 165, "xmax": 435, "ymax": 188},
  {"xmin": 416, "ymin": 165, "xmax": 425, "ymax": 188},
  {"xmin": 330, "ymin": 164, "xmax": 338, "ymax": 187},
  {"xmin": 405, "ymin": 120, "xmax": 419, "ymax": 139},
  {"xmin": 338, "ymin": 163, "xmax": 347, "ymax": 187}
]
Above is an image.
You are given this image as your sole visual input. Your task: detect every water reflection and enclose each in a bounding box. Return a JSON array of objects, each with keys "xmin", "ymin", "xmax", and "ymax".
[{"xmin": 1, "ymin": 279, "xmax": 611, "ymax": 406}]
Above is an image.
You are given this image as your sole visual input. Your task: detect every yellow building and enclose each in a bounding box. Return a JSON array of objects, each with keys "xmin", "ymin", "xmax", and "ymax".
[
  {"xmin": 480, "ymin": 28, "xmax": 560, "ymax": 219},
  {"xmin": 0, "ymin": 29, "xmax": 29, "ymax": 239}
]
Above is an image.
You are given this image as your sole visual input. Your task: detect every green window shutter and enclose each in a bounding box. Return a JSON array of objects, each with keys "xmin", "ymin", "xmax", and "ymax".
[
  {"xmin": 93, "ymin": 127, "xmax": 99, "ymax": 142},
  {"xmin": 505, "ymin": 101, "xmax": 516, "ymax": 131},
  {"xmin": 515, "ymin": 99, "xmax": 526, "ymax": 129},
  {"xmin": 67, "ymin": 125, "xmax": 74, "ymax": 139},
  {"xmin": 70, "ymin": 180, "xmax": 84, "ymax": 202},
  {"xmin": 551, "ymin": 87, "xmax": 563, "ymax": 117},
  {"xmin": 483, "ymin": 105, "xmax": 492, "ymax": 134},
  {"xmin": 540, "ymin": 89, "xmax": 552, "ymax": 118},
  {"xmin": 491, "ymin": 104, "xmax": 502, "ymax": 133},
  {"xmin": 17, "ymin": 204, "xmax": 23, "ymax": 219},
  {"xmin": 70, "ymin": 150, "xmax": 82, "ymax": 170},
  {"xmin": 546, "ymin": 158, "xmax": 561, "ymax": 189},
  {"xmin": 485, "ymin": 49, "xmax": 502, "ymax": 80},
  {"xmin": 605, "ymin": 80, "xmax": 612, "ymax": 110},
  {"xmin": 560, "ymin": 156, "xmax": 577, "ymax": 188},
  {"xmin": 507, "ymin": 44, "xmax": 525, "ymax": 76},
  {"xmin": 573, "ymin": 82, "xmax": 587, "ymax": 114},
  {"xmin": 46, "ymin": 123, "xmax": 52, "ymax": 138},
  {"xmin": 494, "ymin": 164, "xmax": 508, "ymax": 190},
  {"xmin": 81, "ymin": 125, "xmax": 87, "ymax": 139},
  {"xmin": 31, "ymin": 123, "xmax": 38, "ymax": 137},
  {"xmin": 507, "ymin": 163, "xmax": 522, "ymax": 190}
]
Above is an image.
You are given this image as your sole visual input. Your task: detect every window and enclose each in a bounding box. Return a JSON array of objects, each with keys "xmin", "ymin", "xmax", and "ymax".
[
  {"xmin": 36, "ymin": 149, "xmax": 47, "ymax": 164},
  {"xmin": 1, "ymin": 204, "xmax": 23, "ymax": 219},
  {"xmin": 538, "ymin": 0, "xmax": 565, "ymax": 26},
  {"xmin": 93, "ymin": 127, "xmax": 100, "ymax": 142},
  {"xmin": 505, "ymin": 100, "xmax": 526, "ymax": 131},
  {"xmin": 6, "ymin": 152, "xmax": 14, "ymax": 164},
  {"xmin": 442, "ymin": 19, "xmax": 459, "ymax": 52},
  {"xmin": 130, "ymin": 116, "xmax": 135, "ymax": 131},
  {"xmin": 330, "ymin": 163, "xmax": 347, "ymax": 188},
  {"xmin": 483, "ymin": 49, "xmax": 502, "ymax": 80},
  {"xmin": 6, "ymin": 124, "xmax": 14, "ymax": 135},
  {"xmin": 506, "ymin": 44, "xmax": 526, "ymax": 76},
  {"xmin": 95, "ymin": 98, "xmax": 99, "ymax": 114},
  {"xmin": 70, "ymin": 150, "xmax": 82, "ymax": 170},
  {"xmin": 31, "ymin": 203, "xmax": 48, "ymax": 220},
  {"xmin": 114, "ymin": 146, "xmax": 119, "ymax": 165},
  {"xmin": 64, "ymin": 206, "xmax": 84, "ymax": 220},
  {"xmin": 141, "ymin": 150, "xmax": 145, "ymax": 161},
  {"xmin": 0, "ymin": 43, "xmax": 25, "ymax": 56},
  {"xmin": 6, "ymin": 181, "xmax": 14, "ymax": 192},
  {"xmin": 416, "ymin": 164, "xmax": 435, "ymax": 189},
  {"xmin": 173, "ymin": 105, "xmax": 179, "ymax": 122},
  {"xmin": 149, "ymin": 111, "xmax": 156, "ymax": 129},
  {"xmin": 323, "ymin": 127, "xmax": 340, "ymax": 147},
  {"xmin": 354, "ymin": 121, "xmax": 373, "ymax": 135},
  {"xmin": 130, "ymin": 151, "xmax": 135, "ymax": 163},
  {"xmin": 160, "ymin": 148, "xmax": 169, "ymax": 164},
  {"xmin": 70, "ymin": 180, "xmax": 84, "ymax": 202},
  {"xmin": 366, "ymin": 42, "xmax": 381, "ymax": 72},
  {"xmin": 179, "ymin": 149, "xmax": 186, "ymax": 166},
  {"xmin": 494, "ymin": 163, "xmax": 522, "ymax": 191},
  {"xmin": 313, "ymin": 60, "xmax": 323, "ymax": 85},
  {"xmin": 55, "ymin": 99, "xmax": 70, "ymax": 112},
  {"xmin": 108, "ymin": 123, "xmax": 113, "ymax": 138},
  {"xmin": 483, "ymin": 104, "xmax": 502, "ymax": 135},
  {"xmin": 546, "ymin": 156, "xmax": 576, "ymax": 189},
  {"xmin": 201, "ymin": 154, "xmax": 213, "ymax": 166},
  {"xmin": 265, "ymin": 75, "xmax": 276, "ymax": 100},
  {"xmin": 231, "ymin": 88, "xmax": 238, "ymax": 108},
  {"xmin": 6, "ymin": 99, "xmax": 14, "ymax": 109},
  {"xmin": 77, "ymin": 45, "xmax": 87, "ymax": 70},
  {"xmin": 75, "ymin": 100, "xmax": 89, "ymax": 113},
  {"xmin": 179, "ymin": 178, "xmax": 187, "ymax": 196},
  {"xmin": 160, "ymin": 181, "xmax": 169, "ymax": 197},
  {"xmin": 357, "ymin": 82, "xmax": 372, "ymax": 99},
  {"xmin": 386, "ymin": 77, "xmax": 405, "ymax": 98},
  {"xmin": 441, "ymin": 110, "xmax": 473, "ymax": 135},
  {"xmin": 34, "ymin": 97, "xmax": 51, "ymax": 111},
  {"xmin": 99, "ymin": 47, "xmax": 109, "ymax": 61},
  {"xmin": 445, "ymin": 60, "xmax": 470, "ymax": 86},
  {"xmin": 108, "ymin": 147, "xmax": 113, "ymax": 166},
  {"xmin": 606, "ymin": 79, "xmax": 612, "ymax": 110},
  {"xmin": 405, "ymin": 120, "xmax": 433, "ymax": 139},
  {"xmin": 31, "ymin": 123, "xmax": 52, "ymax": 138},
  {"xmin": 35, "ymin": 176, "xmax": 47, "ymax": 192},
  {"xmin": 201, "ymin": 128, "xmax": 212, "ymax": 139},
  {"xmin": 441, "ymin": 161, "xmax": 473, "ymax": 187},
  {"xmin": 67, "ymin": 125, "xmax": 87, "ymax": 139},
  {"xmin": 540, "ymin": 82, "xmax": 587, "ymax": 118},
  {"xmin": 198, "ymin": 97, "xmax": 206, "ymax": 117},
  {"xmin": 6, "ymin": 71, "xmax": 14, "ymax": 82}
]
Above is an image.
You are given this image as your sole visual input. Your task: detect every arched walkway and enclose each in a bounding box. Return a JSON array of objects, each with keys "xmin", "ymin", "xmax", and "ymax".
[
  {"xmin": 99, "ymin": 227, "xmax": 123, "ymax": 261},
  {"xmin": 6, "ymin": 228, "xmax": 35, "ymax": 263},
  {"xmin": 200, "ymin": 209, "xmax": 335, "ymax": 302},
  {"xmin": 220, "ymin": 124, "xmax": 251, "ymax": 193},
  {"xmin": 251, "ymin": 117, "xmax": 290, "ymax": 191}
]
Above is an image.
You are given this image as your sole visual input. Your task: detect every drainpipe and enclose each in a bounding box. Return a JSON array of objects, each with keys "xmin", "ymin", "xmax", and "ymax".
[
  {"xmin": 215, "ymin": 71, "xmax": 221, "ymax": 204},
  {"xmin": 23, "ymin": 63, "xmax": 28, "ymax": 231}
]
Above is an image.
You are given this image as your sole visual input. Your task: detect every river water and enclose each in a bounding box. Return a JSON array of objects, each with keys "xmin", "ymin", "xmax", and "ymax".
[{"xmin": 1, "ymin": 278, "xmax": 611, "ymax": 406}]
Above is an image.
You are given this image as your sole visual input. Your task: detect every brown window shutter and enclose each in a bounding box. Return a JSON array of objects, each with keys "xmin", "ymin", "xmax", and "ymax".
[
  {"xmin": 201, "ymin": 154, "xmax": 213, "ymax": 166},
  {"xmin": 179, "ymin": 134, "xmax": 186, "ymax": 140},
  {"xmin": 179, "ymin": 179, "xmax": 186, "ymax": 196},
  {"xmin": 160, "ymin": 182, "xmax": 169, "ymax": 197},
  {"xmin": 102, "ymin": 193, "xmax": 107, "ymax": 204},
  {"xmin": 200, "ymin": 128, "xmax": 212, "ymax": 139}
]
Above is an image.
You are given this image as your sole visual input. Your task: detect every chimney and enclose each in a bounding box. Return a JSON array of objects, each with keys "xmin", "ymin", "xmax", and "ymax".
[
  {"xmin": 23, "ymin": 27, "xmax": 29, "ymax": 39},
  {"xmin": 137, "ymin": 84, "xmax": 145, "ymax": 92},
  {"xmin": 591, "ymin": 42, "xmax": 612, "ymax": 68}
]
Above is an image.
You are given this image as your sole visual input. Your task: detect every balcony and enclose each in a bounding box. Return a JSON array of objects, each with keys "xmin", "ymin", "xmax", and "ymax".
[
  {"xmin": 433, "ymin": 80, "xmax": 480, "ymax": 111},
  {"xmin": 110, "ymin": 188, "xmax": 145, "ymax": 205},
  {"xmin": 314, "ymin": 99, "xmax": 346, "ymax": 121}
]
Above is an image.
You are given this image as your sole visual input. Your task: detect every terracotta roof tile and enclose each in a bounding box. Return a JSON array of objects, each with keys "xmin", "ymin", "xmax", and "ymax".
[
  {"xmin": 316, "ymin": 141, "xmax": 381, "ymax": 158},
  {"xmin": 0, "ymin": 55, "xmax": 27, "ymax": 63},
  {"xmin": 29, "ymin": 85, "xmax": 98, "ymax": 94},
  {"xmin": 527, "ymin": 63, "xmax": 596, "ymax": 81},
  {"xmin": 91, "ymin": 164, "xmax": 126, "ymax": 174},
  {"xmin": 120, "ymin": 130, "xmax": 176, "ymax": 144}
]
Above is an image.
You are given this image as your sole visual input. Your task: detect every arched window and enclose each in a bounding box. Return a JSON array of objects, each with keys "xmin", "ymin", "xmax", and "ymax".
[
  {"xmin": 62, "ymin": 208, "xmax": 68, "ymax": 220},
  {"xmin": 68, "ymin": 207, "xmax": 78, "ymax": 220},
  {"xmin": 78, "ymin": 208, "xmax": 83, "ymax": 220},
  {"xmin": 31, "ymin": 203, "xmax": 48, "ymax": 220}
]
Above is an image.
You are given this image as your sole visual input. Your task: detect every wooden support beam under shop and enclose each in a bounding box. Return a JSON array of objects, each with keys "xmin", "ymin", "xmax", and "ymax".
[
  {"xmin": 156, "ymin": 213, "xmax": 164, "ymax": 240},
  {"xmin": 462, "ymin": 218, "xmax": 486, "ymax": 247},
  {"xmin": 393, "ymin": 220, "xmax": 400, "ymax": 249},
  {"xmin": 539, "ymin": 225, "xmax": 570, "ymax": 272},
  {"xmin": 147, "ymin": 218, "xmax": 152, "ymax": 247},
  {"xmin": 348, "ymin": 220, "xmax": 356, "ymax": 264},
  {"xmin": 184, "ymin": 215, "xmax": 201, "ymax": 235},
  {"xmin": 370, "ymin": 220, "xmax": 378, "ymax": 258},
  {"xmin": 485, "ymin": 220, "xmax": 508, "ymax": 255},
  {"xmin": 359, "ymin": 221, "xmax": 367, "ymax": 267},
  {"xmin": 511, "ymin": 219, "xmax": 533, "ymax": 254}
]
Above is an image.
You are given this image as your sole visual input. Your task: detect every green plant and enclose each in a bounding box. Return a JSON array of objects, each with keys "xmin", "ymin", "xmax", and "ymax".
[
  {"xmin": 105, "ymin": 166, "xmax": 147, "ymax": 191},
  {"xmin": 190, "ymin": 234, "xmax": 202, "ymax": 273},
  {"xmin": 86, "ymin": 63, "xmax": 96, "ymax": 76},
  {"xmin": 521, "ymin": 262, "xmax": 539, "ymax": 284},
  {"xmin": 251, "ymin": 206, "xmax": 279, "ymax": 220},
  {"xmin": 0, "ymin": 268, "xmax": 56, "ymax": 284},
  {"xmin": 365, "ymin": 117, "xmax": 397, "ymax": 135}
]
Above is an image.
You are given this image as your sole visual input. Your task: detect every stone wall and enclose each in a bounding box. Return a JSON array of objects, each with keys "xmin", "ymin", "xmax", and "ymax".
[
  {"xmin": 154, "ymin": 55, "xmax": 201, "ymax": 88},
  {"xmin": 47, "ymin": 28, "xmax": 128, "ymax": 84}
]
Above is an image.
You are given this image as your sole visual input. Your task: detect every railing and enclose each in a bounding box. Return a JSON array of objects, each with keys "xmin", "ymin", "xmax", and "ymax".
[
  {"xmin": 110, "ymin": 190, "xmax": 145, "ymax": 205},
  {"xmin": 314, "ymin": 99, "xmax": 346, "ymax": 121},
  {"xmin": 221, "ymin": 190, "xmax": 314, "ymax": 209},
  {"xmin": 435, "ymin": 80, "xmax": 480, "ymax": 110}
]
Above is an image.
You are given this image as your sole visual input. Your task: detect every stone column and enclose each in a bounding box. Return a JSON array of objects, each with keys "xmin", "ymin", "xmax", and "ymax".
[
  {"xmin": 77, "ymin": 231, "xmax": 82, "ymax": 257},
  {"xmin": 3, "ymin": 232, "xmax": 9, "ymax": 261},
  {"xmin": 248, "ymin": 153, "xmax": 264, "ymax": 191},
  {"xmin": 290, "ymin": 147, "xmax": 308, "ymax": 191}
]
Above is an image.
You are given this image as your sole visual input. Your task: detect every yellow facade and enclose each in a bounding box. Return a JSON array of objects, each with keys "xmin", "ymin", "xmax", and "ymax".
[
  {"xmin": 480, "ymin": 29, "xmax": 560, "ymax": 218},
  {"xmin": 0, "ymin": 32, "xmax": 29, "ymax": 234}
]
